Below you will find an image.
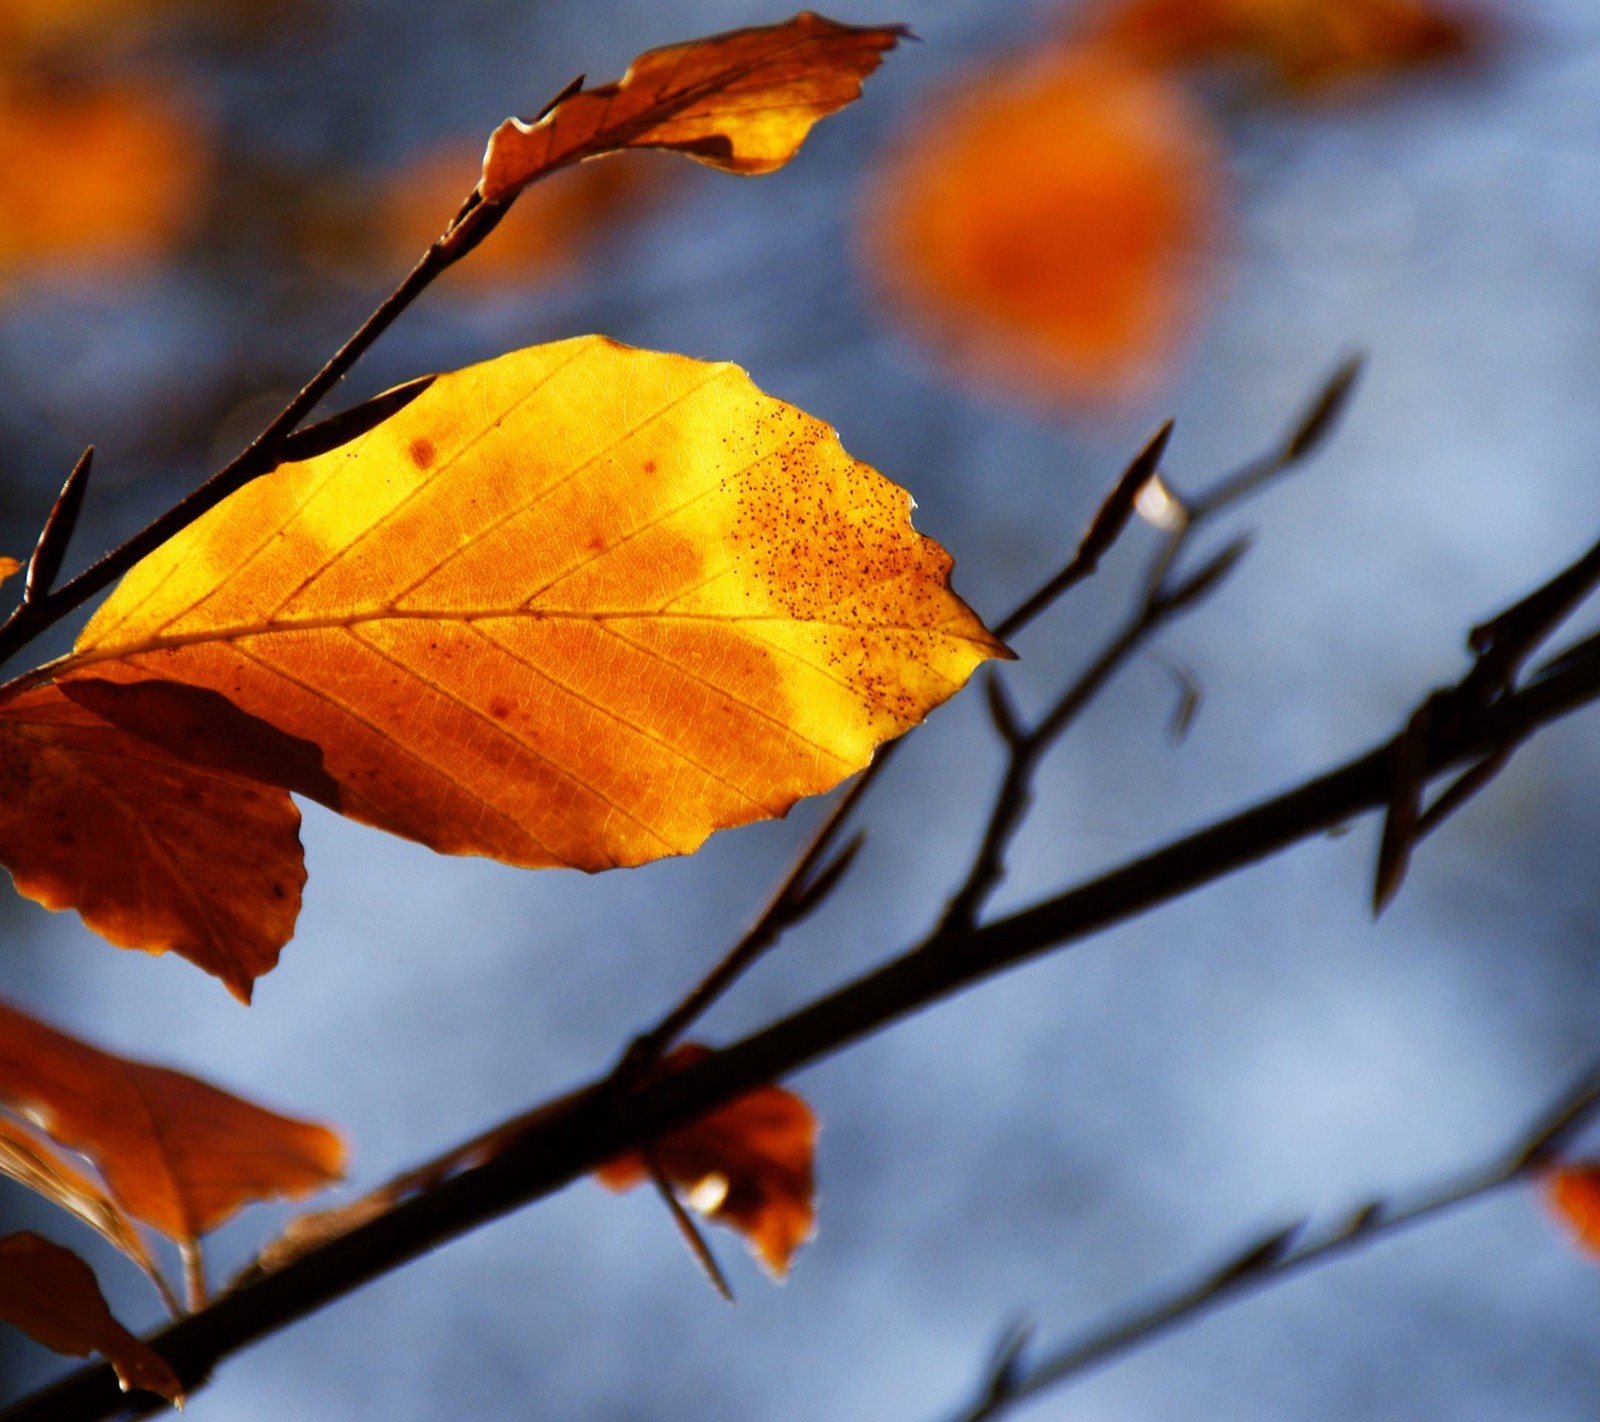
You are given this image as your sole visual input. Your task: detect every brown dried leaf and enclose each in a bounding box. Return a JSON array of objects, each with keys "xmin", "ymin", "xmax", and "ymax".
[
  {"xmin": 0, "ymin": 684, "xmax": 305, "ymax": 1002},
  {"xmin": 480, "ymin": 12, "xmax": 904, "ymax": 202},
  {"xmin": 597, "ymin": 1045, "xmax": 817, "ymax": 1278},
  {"xmin": 0, "ymin": 1232, "xmax": 182, "ymax": 1405},
  {"xmin": 0, "ymin": 999, "xmax": 344, "ymax": 1244}
]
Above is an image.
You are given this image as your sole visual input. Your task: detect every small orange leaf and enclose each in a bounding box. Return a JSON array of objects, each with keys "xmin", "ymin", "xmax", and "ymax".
[
  {"xmin": 863, "ymin": 46, "xmax": 1225, "ymax": 412},
  {"xmin": 1084, "ymin": 0, "xmax": 1482, "ymax": 91},
  {"xmin": 0, "ymin": 557, "xmax": 21, "ymax": 584},
  {"xmin": 0, "ymin": 83, "xmax": 210, "ymax": 289},
  {"xmin": 597, "ymin": 1046, "xmax": 817, "ymax": 1277},
  {"xmin": 480, "ymin": 12, "xmax": 905, "ymax": 202},
  {"xmin": 0, "ymin": 999, "xmax": 344, "ymax": 1244},
  {"xmin": 0, "ymin": 684, "xmax": 305, "ymax": 1001},
  {"xmin": 0, "ymin": 1232, "xmax": 182, "ymax": 1404},
  {"xmin": 1543, "ymin": 1163, "xmax": 1600, "ymax": 1258},
  {"xmin": 58, "ymin": 336, "xmax": 1008, "ymax": 875}
]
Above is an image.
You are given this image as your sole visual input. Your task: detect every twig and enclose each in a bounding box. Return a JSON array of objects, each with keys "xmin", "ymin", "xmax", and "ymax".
[
  {"xmin": 647, "ymin": 1155, "xmax": 735, "ymax": 1304},
  {"xmin": 1374, "ymin": 525, "xmax": 1600, "ymax": 911},
  {"xmin": 937, "ymin": 358, "xmax": 1360, "ymax": 934},
  {"xmin": 945, "ymin": 1058, "xmax": 1600, "ymax": 1421},
  {"xmin": 13, "ymin": 544, "xmax": 1600, "ymax": 1420}
]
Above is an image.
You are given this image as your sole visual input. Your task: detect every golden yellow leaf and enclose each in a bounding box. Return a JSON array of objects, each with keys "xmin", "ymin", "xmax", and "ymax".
[
  {"xmin": 58, "ymin": 336, "xmax": 1007, "ymax": 872},
  {"xmin": 0, "ymin": 685, "xmax": 305, "ymax": 1002},
  {"xmin": 480, "ymin": 12, "xmax": 905, "ymax": 202},
  {"xmin": 0, "ymin": 1233, "xmax": 182, "ymax": 1405},
  {"xmin": 862, "ymin": 46, "xmax": 1225, "ymax": 412},
  {"xmin": 0, "ymin": 999, "xmax": 345, "ymax": 1244}
]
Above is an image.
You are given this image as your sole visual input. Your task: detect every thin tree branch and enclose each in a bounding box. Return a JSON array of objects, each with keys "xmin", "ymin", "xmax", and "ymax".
[
  {"xmin": 945, "ymin": 1057, "xmax": 1600, "ymax": 1421},
  {"xmin": 13, "ymin": 541, "xmax": 1600, "ymax": 1420}
]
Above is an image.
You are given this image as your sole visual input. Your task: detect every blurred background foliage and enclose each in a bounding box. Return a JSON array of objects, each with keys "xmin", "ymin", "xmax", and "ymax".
[{"xmin": 8, "ymin": 0, "xmax": 1600, "ymax": 1417}]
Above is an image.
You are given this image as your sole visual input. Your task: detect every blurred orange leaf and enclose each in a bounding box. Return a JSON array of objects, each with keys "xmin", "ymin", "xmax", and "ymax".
[
  {"xmin": 1084, "ymin": 0, "xmax": 1481, "ymax": 90},
  {"xmin": 0, "ymin": 1233, "xmax": 182, "ymax": 1404},
  {"xmin": 0, "ymin": 999, "xmax": 344, "ymax": 1244},
  {"xmin": 480, "ymin": 12, "xmax": 905, "ymax": 203},
  {"xmin": 864, "ymin": 46, "xmax": 1224, "ymax": 412},
  {"xmin": 597, "ymin": 1045, "xmax": 817, "ymax": 1277},
  {"xmin": 0, "ymin": 83, "xmax": 210, "ymax": 289},
  {"xmin": 0, "ymin": 684, "xmax": 304, "ymax": 1002},
  {"xmin": 57, "ymin": 336, "xmax": 1007, "ymax": 874},
  {"xmin": 1543, "ymin": 1162, "xmax": 1600, "ymax": 1258}
]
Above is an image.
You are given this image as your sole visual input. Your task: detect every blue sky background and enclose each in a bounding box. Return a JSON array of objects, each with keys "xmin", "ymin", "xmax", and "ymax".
[{"xmin": 6, "ymin": 0, "xmax": 1600, "ymax": 1417}]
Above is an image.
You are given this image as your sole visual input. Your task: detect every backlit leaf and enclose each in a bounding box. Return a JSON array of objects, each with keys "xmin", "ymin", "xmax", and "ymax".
[
  {"xmin": 1084, "ymin": 0, "xmax": 1482, "ymax": 90},
  {"xmin": 0, "ymin": 999, "xmax": 344, "ymax": 1244},
  {"xmin": 0, "ymin": 1233, "xmax": 182, "ymax": 1405},
  {"xmin": 58, "ymin": 336, "xmax": 1008, "ymax": 873},
  {"xmin": 0, "ymin": 684, "xmax": 304, "ymax": 1002},
  {"xmin": 1543, "ymin": 1162, "xmax": 1600, "ymax": 1258},
  {"xmin": 480, "ymin": 12, "xmax": 905, "ymax": 202},
  {"xmin": 0, "ymin": 1117, "xmax": 172, "ymax": 1310},
  {"xmin": 863, "ymin": 46, "xmax": 1224, "ymax": 411},
  {"xmin": 596, "ymin": 1045, "xmax": 816, "ymax": 1277}
]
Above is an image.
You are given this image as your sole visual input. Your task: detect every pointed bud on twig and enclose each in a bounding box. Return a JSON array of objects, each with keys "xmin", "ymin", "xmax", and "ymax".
[
  {"xmin": 1160, "ymin": 534, "xmax": 1252, "ymax": 613},
  {"xmin": 24, "ymin": 447, "xmax": 94, "ymax": 607},
  {"xmin": 1374, "ymin": 705, "xmax": 1429, "ymax": 915},
  {"xmin": 1284, "ymin": 355, "xmax": 1364, "ymax": 463},
  {"xmin": 1207, "ymin": 1222, "xmax": 1305, "ymax": 1289},
  {"xmin": 980, "ymin": 1321, "xmax": 1034, "ymax": 1405},
  {"xmin": 1081, "ymin": 420, "xmax": 1174, "ymax": 566}
]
